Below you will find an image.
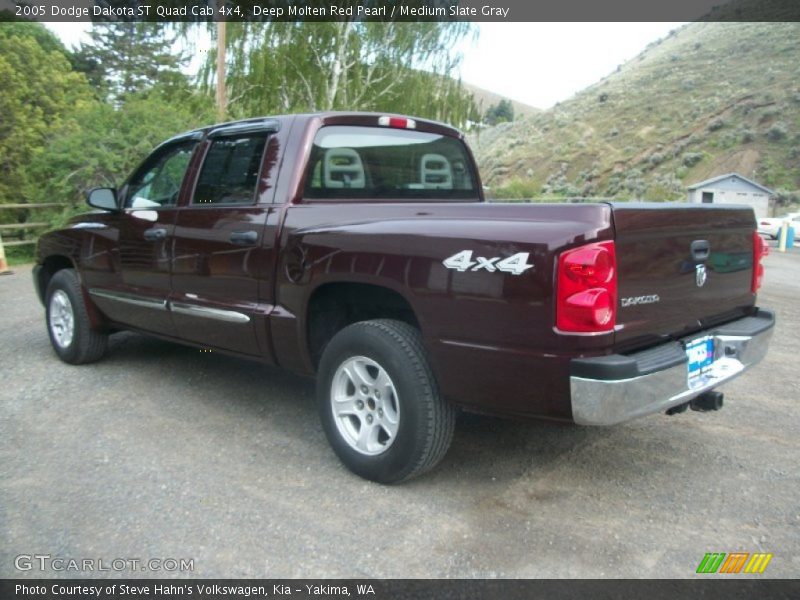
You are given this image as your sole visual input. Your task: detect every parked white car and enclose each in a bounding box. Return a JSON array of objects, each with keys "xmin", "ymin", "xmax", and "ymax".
[{"xmin": 758, "ymin": 212, "xmax": 800, "ymax": 239}]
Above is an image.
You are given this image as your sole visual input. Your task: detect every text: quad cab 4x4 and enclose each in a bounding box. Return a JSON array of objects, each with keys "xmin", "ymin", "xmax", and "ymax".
[{"xmin": 34, "ymin": 113, "xmax": 774, "ymax": 483}]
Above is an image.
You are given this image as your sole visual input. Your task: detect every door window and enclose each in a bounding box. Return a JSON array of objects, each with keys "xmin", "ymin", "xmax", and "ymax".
[
  {"xmin": 192, "ymin": 135, "xmax": 268, "ymax": 206},
  {"xmin": 126, "ymin": 142, "xmax": 197, "ymax": 209}
]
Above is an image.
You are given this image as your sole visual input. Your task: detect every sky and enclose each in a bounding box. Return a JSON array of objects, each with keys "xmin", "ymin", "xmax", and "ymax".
[
  {"xmin": 46, "ymin": 22, "xmax": 684, "ymax": 110},
  {"xmin": 456, "ymin": 23, "xmax": 684, "ymax": 108}
]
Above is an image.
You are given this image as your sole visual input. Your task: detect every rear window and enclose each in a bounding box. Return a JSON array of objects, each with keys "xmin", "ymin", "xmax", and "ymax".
[{"xmin": 304, "ymin": 125, "xmax": 479, "ymax": 201}]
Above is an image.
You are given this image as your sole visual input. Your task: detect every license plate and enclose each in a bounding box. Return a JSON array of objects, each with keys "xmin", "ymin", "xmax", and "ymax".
[{"xmin": 686, "ymin": 336, "xmax": 714, "ymax": 389}]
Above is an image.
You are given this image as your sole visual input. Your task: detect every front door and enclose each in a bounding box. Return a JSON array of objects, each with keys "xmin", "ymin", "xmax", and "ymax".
[
  {"xmin": 88, "ymin": 140, "xmax": 198, "ymax": 335},
  {"xmin": 170, "ymin": 132, "xmax": 276, "ymax": 355}
]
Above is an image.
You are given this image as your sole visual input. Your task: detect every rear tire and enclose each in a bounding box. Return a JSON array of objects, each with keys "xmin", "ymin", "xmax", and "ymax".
[
  {"xmin": 45, "ymin": 269, "xmax": 108, "ymax": 364},
  {"xmin": 317, "ymin": 319, "xmax": 455, "ymax": 484}
]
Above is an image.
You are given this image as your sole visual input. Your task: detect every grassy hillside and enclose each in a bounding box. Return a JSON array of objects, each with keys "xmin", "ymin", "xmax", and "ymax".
[{"xmin": 470, "ymin": 22, "xmax": 800, "ymax": 202}]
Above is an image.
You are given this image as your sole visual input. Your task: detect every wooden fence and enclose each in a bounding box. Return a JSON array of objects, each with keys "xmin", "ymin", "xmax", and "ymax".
[{"xmin": 0, "ymin": 203, "xmax": 61, "ymax": 248}]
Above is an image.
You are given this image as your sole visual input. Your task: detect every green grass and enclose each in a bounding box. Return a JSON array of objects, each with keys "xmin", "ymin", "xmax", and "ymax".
[{"xmin": 5, "ymin": 245, "xmax": 35, "ymax": 267}]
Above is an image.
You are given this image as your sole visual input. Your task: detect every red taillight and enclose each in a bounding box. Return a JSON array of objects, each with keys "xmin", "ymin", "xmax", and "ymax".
[
  {"xmin": 378, "ymin": 116, "xmax": 417, "ymax": 129},
  {"xmin": 752, "ymin": 231, "xmax": 768, "ymax": 293},
  {"xmin": 556, "ymin": 241, "xmax": 617, "ymax": 333},
  {"xmin": 378, "ymin": 116, "xmax": 416, "ymax": 129}
]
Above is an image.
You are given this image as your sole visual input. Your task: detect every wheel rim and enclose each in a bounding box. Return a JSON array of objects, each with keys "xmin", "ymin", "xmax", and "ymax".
[
  {"xmin": 49, "ymin": 290, "xmax": 75, "ymax": 349},
  {"xmin": 330, "ymin": 356, "xmax": 400, "ymax": 456}
]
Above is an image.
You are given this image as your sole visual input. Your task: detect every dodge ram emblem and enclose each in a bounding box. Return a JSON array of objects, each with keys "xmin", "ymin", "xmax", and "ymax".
[{"xmin": 695, "ymin": 264, "xmax": 707, "ymax": 287}]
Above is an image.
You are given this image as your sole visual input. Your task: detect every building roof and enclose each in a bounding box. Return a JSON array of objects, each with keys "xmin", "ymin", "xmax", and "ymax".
[{"xmin": 687, "ymin": 172, "xmax": 774, "ymax": 195}]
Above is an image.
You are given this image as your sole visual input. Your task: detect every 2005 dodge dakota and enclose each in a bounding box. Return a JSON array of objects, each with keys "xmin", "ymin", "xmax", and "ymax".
[{"xmin": 34, "ymin": 112, "xmax": 774, "ymax": 482}]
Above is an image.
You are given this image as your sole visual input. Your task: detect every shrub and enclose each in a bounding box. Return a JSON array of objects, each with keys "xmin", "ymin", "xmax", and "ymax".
[
  {"xmin": 682, "ymin": 152, "xmax": 704, "ymax": 167},
  {"xmin": 759, "ymin": 106, "xmax": 780, "ymax": 121},
  {"xmin": 492, "ymin": 178, "xmax": 539, "ymax": 200},
  {"xmin": 740, "ymin": 128, "xmax": 755, "ymax": 143},
  {"xmin": 765, "ymin": 123, "xmax": 788, "ymax": 141},
  {"xmin": 718, "ymin": 132, "xmax": 739, "ymax": 149},
  {"xmin": 708, "ymin": 118, "xmax": 725, "ymax": 132}
]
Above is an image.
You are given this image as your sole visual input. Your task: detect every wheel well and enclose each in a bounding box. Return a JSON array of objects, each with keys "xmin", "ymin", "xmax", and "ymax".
[
  {"xmin": 307, "ymin": 283, "xmax": 420, "ymax": 368},
  {"xmin": 37, "ymin": 255, "xmax": 74, "ymax": 303}
]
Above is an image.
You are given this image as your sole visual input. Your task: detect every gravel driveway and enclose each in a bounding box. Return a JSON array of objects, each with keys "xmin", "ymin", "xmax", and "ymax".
[{"xmin": 1, "ymin": 247, "xmax": 798, "ymax": 578}]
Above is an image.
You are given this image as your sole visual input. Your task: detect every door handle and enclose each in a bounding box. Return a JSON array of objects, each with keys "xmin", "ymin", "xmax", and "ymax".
[
  {"xmin": 691, "ymin": 239, "xmax": 710, "ymax": 260},
  {"xmin": 143, "ymin": 228, "xmax": 167, "ymax": 241},
  {"xmin": 229, "ymin": 230, "xmax": 258, "ymax": 246}
]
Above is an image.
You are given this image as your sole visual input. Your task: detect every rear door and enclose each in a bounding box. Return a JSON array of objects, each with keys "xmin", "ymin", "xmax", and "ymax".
[
  {"xmin": 170, "ymin": 124, "xmax": 281, "ymax": 355},
  {"xmin": 612, "ymin": 203, "xmax": 756, "ymax": 351}
]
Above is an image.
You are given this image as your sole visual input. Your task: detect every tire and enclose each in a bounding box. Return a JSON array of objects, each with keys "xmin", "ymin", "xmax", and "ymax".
[
  {"xmin": 317, "ymin": 319, "xmax": 455, "ymax": 484},
  {"xmin": 45, "ymin": 269, "xmax": 108, "ymax": 365}
]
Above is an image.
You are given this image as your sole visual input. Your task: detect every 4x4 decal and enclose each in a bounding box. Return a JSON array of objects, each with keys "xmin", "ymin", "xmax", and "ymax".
[{"xmin": 443, "ymin": 250, "xmax": 534, "ymax": 275}]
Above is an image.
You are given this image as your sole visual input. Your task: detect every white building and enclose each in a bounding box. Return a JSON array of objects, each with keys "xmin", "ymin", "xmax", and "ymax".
[{"xmin": 687, "ymin": 173, "xmax": 773, "ymax": 219}]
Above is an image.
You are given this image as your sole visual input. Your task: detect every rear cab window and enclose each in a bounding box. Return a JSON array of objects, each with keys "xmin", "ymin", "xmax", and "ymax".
[{"xmin": 304, "ymin": 125, "xmax": 479, "ymax": 201}]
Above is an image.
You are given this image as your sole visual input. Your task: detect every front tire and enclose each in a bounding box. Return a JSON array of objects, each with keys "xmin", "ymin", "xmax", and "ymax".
[
  {"xmin": 317, "ymin": 319, "xmax": 455, "ymax": 484},
  {"xmin": 45, "ymin": 269, "xmax": 108, "ymax": 364}
]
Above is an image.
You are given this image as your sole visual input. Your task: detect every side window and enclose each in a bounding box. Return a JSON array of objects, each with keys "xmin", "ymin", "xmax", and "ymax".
[
  {"xmin": 192, "ymin": 134, "xmax": 267, "ymax": 205},
  {"xmin": 126, "ymin": 143, "xmax": 196, "ymax": 209}
]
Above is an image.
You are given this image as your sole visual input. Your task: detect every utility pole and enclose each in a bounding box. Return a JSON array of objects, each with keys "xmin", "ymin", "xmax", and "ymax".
[{"xmin": 216, "ymin": 20, "xmax": 227, "ymax": 122}]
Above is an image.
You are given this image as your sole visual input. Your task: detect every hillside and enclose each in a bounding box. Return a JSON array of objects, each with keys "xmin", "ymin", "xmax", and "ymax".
[
  {"xmin": 470, "ymin": 22, "xmax": 800, "ymax": 201},
  {"xmin": 462, "ymin": 81, "xmax": 540, "ymax": 119}
]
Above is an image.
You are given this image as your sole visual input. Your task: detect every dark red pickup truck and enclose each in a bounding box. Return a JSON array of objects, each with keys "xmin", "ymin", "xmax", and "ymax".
[{"xmin": 34, "ymin": 112, "xmax": 774, "ymax": 483}]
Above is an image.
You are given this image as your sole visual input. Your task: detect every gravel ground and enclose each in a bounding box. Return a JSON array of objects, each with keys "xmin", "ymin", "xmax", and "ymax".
[{"xmin": 1, "ymin": 245, "xmax": 798, "ymax": 579}]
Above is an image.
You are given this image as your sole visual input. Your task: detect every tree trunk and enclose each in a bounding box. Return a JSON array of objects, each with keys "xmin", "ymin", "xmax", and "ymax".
[
  {"xmin": 216, "ymin": 21, "xmax": 227, "ymax": 122},
  {"xmin": 326, "ymin": 21, "xmax": 353, "ymax": 110}
]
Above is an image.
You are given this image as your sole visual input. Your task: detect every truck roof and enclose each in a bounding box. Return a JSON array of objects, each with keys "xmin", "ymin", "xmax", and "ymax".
[{"xmin": 163, "ymin": 112, "xmax": 464, "ymax": 147}]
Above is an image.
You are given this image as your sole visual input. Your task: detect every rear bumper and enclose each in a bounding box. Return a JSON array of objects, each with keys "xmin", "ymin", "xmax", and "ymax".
[{"xmin": 569, "ymin": 309, "xmax": 775, "ymax": 426}]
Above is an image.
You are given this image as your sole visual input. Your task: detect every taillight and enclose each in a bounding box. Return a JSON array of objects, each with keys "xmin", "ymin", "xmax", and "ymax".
[
  {"xmin": 556, "ymin": 241, "xmax": 617, "ymax": 333},
  {"xmin": 752, "ymin": 231, "xmax": 768, "ymax": 293},
  {"xmin": 378, "ymin": 116, "xmax": 416, "ymax": 129}
]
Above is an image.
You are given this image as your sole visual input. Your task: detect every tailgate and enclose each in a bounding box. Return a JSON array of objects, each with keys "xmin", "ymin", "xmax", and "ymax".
[{"xmin": 611, "ymin": 203, "xmax": 756, "ymax": 351}]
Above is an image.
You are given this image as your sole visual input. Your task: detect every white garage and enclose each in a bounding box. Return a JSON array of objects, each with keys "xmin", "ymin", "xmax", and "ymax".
[{"xmin": 687, "ymin": 173, "xmax": 773, "ymax": 219}]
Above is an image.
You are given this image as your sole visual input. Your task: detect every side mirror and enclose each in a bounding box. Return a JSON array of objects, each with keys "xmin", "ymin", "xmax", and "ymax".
[{"xmin": 87, "ymin": 187, "xmax": 119, "ymax": 211}]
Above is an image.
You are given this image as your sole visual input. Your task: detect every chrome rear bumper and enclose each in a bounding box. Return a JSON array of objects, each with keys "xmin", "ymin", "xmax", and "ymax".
[{"xmin": 570, "ymin": 310, "xmax": 775, "ymax": 426}]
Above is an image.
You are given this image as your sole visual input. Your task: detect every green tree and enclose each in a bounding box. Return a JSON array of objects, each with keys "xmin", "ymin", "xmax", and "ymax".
[
  {"xmin": 0, "ymin": 21, "xmax": 70, "ymax": 56},
  {"xmin": 485, "ymin": 99, "xmax": 515, "ymax": 125},
  {"xmin": 74, "ymin": 23, "xmax": 188, "ymax": 101},
  {"xmin": 0, "ymin": 24, "xmax": 92, "ymax": 206},
  {"xmin": 200, "ymin": 21, "xmax": 478, "ymax": 127},
  {"xmin": 28, "ymin": 94, "xmax": 216, "ymax": 212}
]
